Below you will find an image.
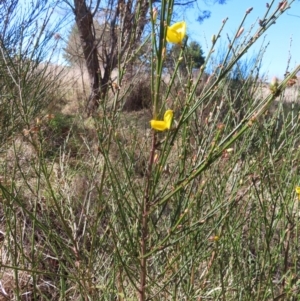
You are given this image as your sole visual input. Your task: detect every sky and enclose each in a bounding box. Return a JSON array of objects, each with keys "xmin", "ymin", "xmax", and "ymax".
[
  {"xmin": 16, "ymin": 0, "xmax": 299, "ymax": 81},
  {"xmin": 185, "ymin": 0, "xmax": 300, "ymax": 80}
]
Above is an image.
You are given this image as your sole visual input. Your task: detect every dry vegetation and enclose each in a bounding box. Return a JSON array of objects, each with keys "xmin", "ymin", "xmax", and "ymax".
[
  {"xmin": 1, "ymin": 61, "xmax": 300, "ymax": 300},
  {"xmin": 1, "ymin": 0, "xmax": 300, "ymax": 300}
]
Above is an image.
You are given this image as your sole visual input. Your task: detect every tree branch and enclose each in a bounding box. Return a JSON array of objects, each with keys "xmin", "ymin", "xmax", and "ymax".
[
  {"xmin": 91, "ymin": 0, "xmax": 101, "ymax": 17},
  {"xmin": 287, "ymin": 13, "xmax": 300, "ymax": 18}
]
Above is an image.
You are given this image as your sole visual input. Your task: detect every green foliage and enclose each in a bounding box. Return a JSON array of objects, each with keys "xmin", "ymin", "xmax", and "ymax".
[
  {"xmin": 0, "ymin": 0, "xmax": 62, "ymax": 148},
  {"xmin": 40, "ymin": 113, "xmax": 83, "ymax": 158},
  {"xmin": 167, "ymin": 40, "xmax": 205, "ymax": 74},
  {"xmin": 185, "ymin": 40, "xmax": 205, "ymax": 68}
]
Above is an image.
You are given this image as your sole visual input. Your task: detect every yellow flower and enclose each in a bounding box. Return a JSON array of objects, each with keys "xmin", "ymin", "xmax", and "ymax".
[
  {"xmin": 295, "ymin": 186, "xmax": 300, "ymax": 200},
  {"xmin": 208, "ymin": 235, "xmax": 220, "ymax": 242},
  {"xmin": 150, "ymin": 110, "xmax": 173, "ymax": 131},
  {"xmin": 166, "ymin": 21, "xmax": 186, "ymax": 44}
]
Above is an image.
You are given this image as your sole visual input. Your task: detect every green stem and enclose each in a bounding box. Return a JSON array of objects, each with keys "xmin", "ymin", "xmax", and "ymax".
[{"xmin": 152, "ymin": 65, "xmax": 300, "ymax": 211}]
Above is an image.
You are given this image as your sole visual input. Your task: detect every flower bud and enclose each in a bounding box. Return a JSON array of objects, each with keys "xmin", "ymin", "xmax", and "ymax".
[
  {"xmin": 236, "ymin": 27, "xmax": 244, "ymax": 38},
  {"xmin": 269, "ymin": 76, "xmax": 279, "ymax": 94},
  {"xmin": 211, "ymin": 34, "xmax": 216, "ymax": 44},
  {"xmin": 270, "ymin": 76, "xmax": 279, "ymax": 87},
  {"xmin": 152, "ymin": 7, "xmax": 158, "ymax": 22},
  {"xmin": 279, "ymin": 1, "xmax": 287, "ymax": 11},
  {"xmin": 246, "ymin": 7, "xmax": 253, "ymax": 14}
]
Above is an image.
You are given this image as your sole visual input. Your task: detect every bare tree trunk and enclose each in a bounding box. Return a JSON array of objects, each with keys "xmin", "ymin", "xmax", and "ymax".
[
  {"xmin": 73, "ymin": 0, "xmax": 101, "ymax": 115},
  {"xmin": 73, "ymin": 0, "xmax": 149, "ymax": 115}
]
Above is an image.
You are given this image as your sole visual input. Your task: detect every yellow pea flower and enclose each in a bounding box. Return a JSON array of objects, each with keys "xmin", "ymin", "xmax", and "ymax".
[
  {"xmin": 295, "ymin": 186, "xmax": 300, "ymax": 200},
  {"xmin": 166, "ymin": 21, "xmax": 186, "ymax": 44},
  {"xmin": 150, "ymin": 110, "xmax": 173, "ymax": 131}
]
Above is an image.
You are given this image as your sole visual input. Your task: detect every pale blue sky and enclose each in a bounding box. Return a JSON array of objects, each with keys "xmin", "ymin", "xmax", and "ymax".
[
  {"xmin": 16, "ymin": 0, "xmax": 299, "ymax": 80},
  {"xmin": 185, "ymin": 0, "xmax": 300, "ymax": 79}
]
